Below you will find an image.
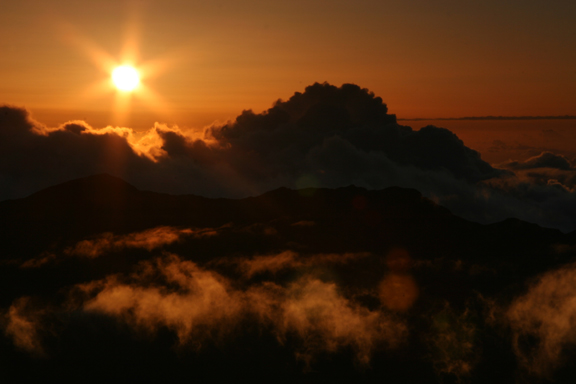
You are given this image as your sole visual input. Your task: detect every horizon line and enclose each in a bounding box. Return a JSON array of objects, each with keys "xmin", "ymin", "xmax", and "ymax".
[{"xmin": 398, "ymin": 115, "xmax": 576, "ymax": 121}]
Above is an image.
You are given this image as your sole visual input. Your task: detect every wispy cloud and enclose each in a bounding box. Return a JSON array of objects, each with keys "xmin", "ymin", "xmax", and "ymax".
[
  {"xmin": 65, "ymin": 226, "xmax": 211, "ymax": 258},
  {"xmin": 226, "ymin": 250, "xmax": 371, "ymax": 279},
  {"xmin": 76, "ymin": 254, "xmax": 405, "ymax": 364},
  {"xmin": 505, "ymin": 263, "xmax": 576, "ymax": 376},
  {"xmin": 20, "ymin": 226, "xmax": 216, "ymax": 268},
  {"xmin": 3, "ymin": 297, "xmax": 47, "ymax": 356}
]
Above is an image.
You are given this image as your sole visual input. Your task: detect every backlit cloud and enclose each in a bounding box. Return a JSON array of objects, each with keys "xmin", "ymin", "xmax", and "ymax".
[{"xmin": 2, "ymin": 83, "xmax": 576, "ymax": 231}]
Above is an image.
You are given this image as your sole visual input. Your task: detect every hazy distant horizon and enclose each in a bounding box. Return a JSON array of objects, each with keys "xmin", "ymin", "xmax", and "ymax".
[{"xmin": 399, "ymin": 115, "xmax": 576, "ymax": 121}]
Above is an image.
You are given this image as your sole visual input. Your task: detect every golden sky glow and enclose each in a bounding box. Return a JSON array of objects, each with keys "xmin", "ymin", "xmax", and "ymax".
[{"xmin": 0, "ymin": 0, "xmax": 575, "ymax": 130}]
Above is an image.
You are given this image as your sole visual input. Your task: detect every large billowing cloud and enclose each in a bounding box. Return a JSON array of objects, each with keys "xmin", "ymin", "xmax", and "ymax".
[{"xmin": 1, "ymin": 83, "xmax": 575, "ymax": 231}]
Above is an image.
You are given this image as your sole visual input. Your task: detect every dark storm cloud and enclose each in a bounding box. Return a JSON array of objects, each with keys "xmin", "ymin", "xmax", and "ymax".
[{"xmin": 1, "ymin": 83, "xmax": 576, "ymax": 230}]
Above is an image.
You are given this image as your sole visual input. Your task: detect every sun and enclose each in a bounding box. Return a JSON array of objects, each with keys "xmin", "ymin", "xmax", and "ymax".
[
  {"xmin": 112, "ymin": 65, "xmax": 140, "ymax": 91},
  {"xmin": 66, "ymin": 22, "xmax": 175, "ymax": 124}
]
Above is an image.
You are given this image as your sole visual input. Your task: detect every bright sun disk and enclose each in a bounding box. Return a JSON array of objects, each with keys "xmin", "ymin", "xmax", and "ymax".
[{"xmin": 112, "ymin": 65, "xmax": 140, "ymax": 91}]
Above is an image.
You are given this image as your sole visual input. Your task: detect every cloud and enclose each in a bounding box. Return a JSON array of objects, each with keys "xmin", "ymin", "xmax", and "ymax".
[
  {"xmin": 20, "ymin": 253, "xmax": 57, "ymax": 269},
  {"xmin": 499, "ymin": 152, "xmax": 573, "ymax": 171},
  {"xmin": 64, "ymin": 226, "xmax": 209, "ymax": 258},
  {"xmin": 2, "ymin": 83, "xmax": 576, "ymax": 231},
  {"xmin": 20, "ymin": 226, "xmax": 214, "ymax": 267},
  {"xmin": 206, "ymin": 84, "xmax": 500, "ymax": 185},
  {"xmin": 291, "ymin": 220, "xmax": 316, "ymax": 227},
  {"xmin": 0, "ymin": 84, "xmax": 498, "ymax": 198},
  {"xmin": 475, "ymin": 177, "xmax": 576, "ymax": 231},
  {"xmin": 237, "ymin": 251, "xmax": 300, "ymax": 278},
  {"xmin": 3, "ymin": 297, "xmax": 47, "ymax": 356},
  {"xmin": 428, "ymin": 304, "xmax": 479, "ymax": 380},
  {"xmin": 505, "ymin": 263, "xmax": 576, "ymax": 375},
  {"xmin": 478, "ymin": 152, "xmax": 576, "ymax": 231},
  {"xmin": 229, "ymin": 250, "xmax": 371, "ymax": 279},
  {"xmin": 77, "ymin": 254, "xmax": 404, "ymax": 364},
  {"xmin": 81, "ymin": 255, "xmax": 244, "ymax": 345},
  {"xmin": 259, "ymin": 277, "xmax": 405, "ymax": 366}
]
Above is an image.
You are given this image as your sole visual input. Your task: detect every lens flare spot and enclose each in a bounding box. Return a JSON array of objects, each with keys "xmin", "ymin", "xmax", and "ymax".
[
  {"xmin": 112, "ymin": 65, "xmax": 140, "ymax": 91},
  {"xmin": 379, "ymin": 274, "xmax": 419, "ymax": 311},
  {"xmin": 379, "ymin": 249, "xmax": 418, "ymax": 311}
]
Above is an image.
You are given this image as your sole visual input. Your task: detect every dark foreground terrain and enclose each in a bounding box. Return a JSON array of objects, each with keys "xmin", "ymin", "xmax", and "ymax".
[{"xmin": 1, "ymin": 174, "xmax": 575, "ymax": 383}]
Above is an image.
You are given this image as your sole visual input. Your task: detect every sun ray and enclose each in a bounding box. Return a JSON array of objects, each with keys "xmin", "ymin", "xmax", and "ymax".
[
  {"xmin": 118, "ymin": 10, "xmax": 141, "ymax": 65},
  {"xmin": 112, "ymin": 91, "xmax": 133, "ymax": 127},
  {"xmin": 53, "ymin": 7, "xmax": 189, "ymax": 129},
  {"xmin": 137, "ymin": 46, "xmax": 195, "ymax": 80},
  {"xmin": 80, "ymin": 79, "xmax": 117, "ymax": 100},
  {"xmin": 135, "ymin": 84, "xmax": 172, "ymax": 119},
  {"xmin": 57, "ymin": 22, "xmax": 118, "ymax": 73}
]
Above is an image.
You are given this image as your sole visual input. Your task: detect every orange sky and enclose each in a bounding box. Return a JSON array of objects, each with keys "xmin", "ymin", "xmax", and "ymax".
[{"xmin": 1, "ymin": 0, "xmax": 575, "ymax": 131}]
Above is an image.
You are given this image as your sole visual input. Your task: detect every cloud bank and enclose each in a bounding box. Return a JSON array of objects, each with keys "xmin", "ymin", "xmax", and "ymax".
[{"xmin": 1, "ymin": 83, "xmax": 575, "ymax": 231}]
